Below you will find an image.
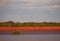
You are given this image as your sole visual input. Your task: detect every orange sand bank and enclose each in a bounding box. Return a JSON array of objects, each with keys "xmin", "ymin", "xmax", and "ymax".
[{"xmin": 0, "ymin": 27, "xmax": 60, "ymax": 31}]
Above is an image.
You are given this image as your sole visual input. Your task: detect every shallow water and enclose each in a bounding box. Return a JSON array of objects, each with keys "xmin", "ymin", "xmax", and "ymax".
[{"xmin": 0, "ymin": 34, "xmax": 60, "ymax": 41}]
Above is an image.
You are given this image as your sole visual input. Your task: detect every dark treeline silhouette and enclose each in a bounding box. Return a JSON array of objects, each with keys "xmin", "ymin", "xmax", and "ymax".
[{"xmin": 0, "ymin": 21, "xmax": 60, "ymax": 27}]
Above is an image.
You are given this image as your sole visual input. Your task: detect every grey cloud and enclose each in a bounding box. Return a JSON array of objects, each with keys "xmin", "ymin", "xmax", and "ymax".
[{"xmin": 13, "ymin": 1, "xmax": 31, "ymax": 4}]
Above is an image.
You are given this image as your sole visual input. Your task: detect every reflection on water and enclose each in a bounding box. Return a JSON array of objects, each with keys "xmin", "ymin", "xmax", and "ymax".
[{"xmin": 0, "ymin": 34, "xmax": 60, "ymax": 41}]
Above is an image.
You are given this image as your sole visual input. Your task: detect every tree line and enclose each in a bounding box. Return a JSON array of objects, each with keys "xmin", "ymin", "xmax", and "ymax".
[{"xmin": 0, "ymin": 21, "xmax": 60, "ymax": 27}]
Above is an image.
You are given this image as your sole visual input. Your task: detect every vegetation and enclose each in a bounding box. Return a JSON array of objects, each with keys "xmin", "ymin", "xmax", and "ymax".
[
  {"xmin": 12, "ymin": 31, "xmax": 21, "ymax": 35},
  {"xmin": 0, "ymin": 21, "xmax": 60, "ymax": 27}
]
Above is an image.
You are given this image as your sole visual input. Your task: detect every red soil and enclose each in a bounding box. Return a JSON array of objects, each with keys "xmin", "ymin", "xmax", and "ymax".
[{"xmin": 0, "ymin": 26, "xmax": 60, "ymax": 31}]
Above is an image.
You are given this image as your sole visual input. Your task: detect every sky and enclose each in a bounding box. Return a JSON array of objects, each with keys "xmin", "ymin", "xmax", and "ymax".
[{"xmin": 0, "ymin": 0, "xmax": 60, "ymax": 22}]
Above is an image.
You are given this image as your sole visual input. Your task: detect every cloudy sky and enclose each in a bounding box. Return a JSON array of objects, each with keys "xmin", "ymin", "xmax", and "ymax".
[{"xmin": 0, "ymin": 0, "xmax": 60, "ymax": 22}]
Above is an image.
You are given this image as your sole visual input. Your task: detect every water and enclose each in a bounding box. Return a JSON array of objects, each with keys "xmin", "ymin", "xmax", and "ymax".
[{"xmin": 0, "ymin": 34, "xmax": 60, "ymax": 41}]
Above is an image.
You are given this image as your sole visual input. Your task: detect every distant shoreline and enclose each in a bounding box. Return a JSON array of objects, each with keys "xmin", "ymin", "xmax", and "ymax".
[{"xmin": 0, "ymin": 27, "xmax": 60, "ymax": 34}]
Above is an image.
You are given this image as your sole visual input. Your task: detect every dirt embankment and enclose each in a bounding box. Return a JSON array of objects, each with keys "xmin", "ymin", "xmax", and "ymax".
[
  {"xmin": 0, "ymin": 27, "xmax": 60, "ymax": 34},
  {"xmin": 0, "ymin": 26, "xmax": 60, "ymax": 31}
]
